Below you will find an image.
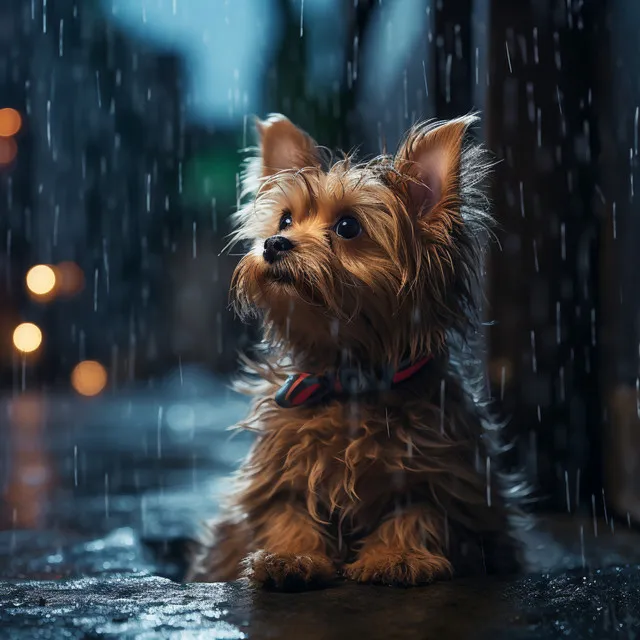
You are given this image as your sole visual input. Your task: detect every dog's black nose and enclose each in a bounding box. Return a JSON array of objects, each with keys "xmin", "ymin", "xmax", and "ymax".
[{"xmin": 263, "ymin": 235, "xmax": 294, "ymax": 263}]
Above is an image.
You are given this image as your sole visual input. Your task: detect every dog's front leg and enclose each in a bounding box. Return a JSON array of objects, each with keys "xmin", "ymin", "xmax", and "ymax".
[
  {"xmin": 344, "ymin": 505, "xmax": 452, "ymax": 587},
  {"xmin": 243, "ymin": 500, "xmax": 336, "ymax": 590}
]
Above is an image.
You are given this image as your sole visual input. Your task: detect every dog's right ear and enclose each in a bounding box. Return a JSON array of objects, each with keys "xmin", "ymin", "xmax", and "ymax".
[
  {"xmin": 394, "ymin": 114, "xmax": 478, "ymax": 220},
  {"xmin": 242, "ymin": 115, "xmax": 321, "ymax": 196}
]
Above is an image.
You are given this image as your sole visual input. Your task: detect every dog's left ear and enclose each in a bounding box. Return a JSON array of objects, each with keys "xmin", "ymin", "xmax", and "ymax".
[
  {"xmin": 242, "ymin": 114, "xmax": 321, "ymax": 197},
  {"xmin": 394, "ymin": 114, "xmax": 478, "ymax": 218},
  {"xmin": 256, "ymin": 114, "xmax": 320, "ymax": 178}
]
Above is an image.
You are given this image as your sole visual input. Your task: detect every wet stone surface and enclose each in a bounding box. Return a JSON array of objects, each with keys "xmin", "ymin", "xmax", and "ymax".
[{"xmin": 1, "ymin": 368, "xmax": 640, "ymax": 638}]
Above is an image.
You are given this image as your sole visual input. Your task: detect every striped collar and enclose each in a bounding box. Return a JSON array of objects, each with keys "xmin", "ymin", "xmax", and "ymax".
[{"xmin": 274, "ymin": 355, "xmax": 433, "ymax": 409}]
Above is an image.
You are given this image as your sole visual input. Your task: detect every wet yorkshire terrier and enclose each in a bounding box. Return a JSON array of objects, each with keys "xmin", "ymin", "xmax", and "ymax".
[{"xmin": 187, "ymin": 113, "xmax": 528, "ymax": 589}]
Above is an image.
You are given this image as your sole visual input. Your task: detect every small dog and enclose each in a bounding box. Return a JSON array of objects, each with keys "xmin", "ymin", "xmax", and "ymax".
[{"xmin": 187, "ymin": 114, "xmax": 527, "ymax": 588}]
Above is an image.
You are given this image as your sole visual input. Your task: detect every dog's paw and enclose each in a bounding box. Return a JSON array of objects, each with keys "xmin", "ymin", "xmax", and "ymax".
[
  {"xmin": 242, "ymin": 550, "xmax": 336, "ymax": 591},
  {"xmin": 343, "ymin": 549, "xmax": 452, "ymax": 587}
]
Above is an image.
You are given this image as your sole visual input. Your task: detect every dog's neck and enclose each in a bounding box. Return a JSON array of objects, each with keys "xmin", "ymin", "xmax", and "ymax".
[
  {"xmin": 287, "ymin": 347, "xmax": 401, "ymax": 376},
  {"xmin": 274, "ymin": 354, "xmax": 434, "ymax": 409}
]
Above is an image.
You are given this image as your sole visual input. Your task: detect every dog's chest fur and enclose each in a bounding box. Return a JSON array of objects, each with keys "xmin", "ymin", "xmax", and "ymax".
[{"xmin": 245, "ymin": 390, "xmax": 475, "ymax": 530}]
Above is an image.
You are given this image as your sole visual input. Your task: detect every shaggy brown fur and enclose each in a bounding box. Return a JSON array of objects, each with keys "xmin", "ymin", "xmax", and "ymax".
[{"xmin": 187, "ymin": 114, "xmax": 528, "ymax": 589}]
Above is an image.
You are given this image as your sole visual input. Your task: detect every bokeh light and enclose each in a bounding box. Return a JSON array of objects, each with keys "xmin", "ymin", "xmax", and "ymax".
[
  {"xmin": 56, "ymin": 261, "xmax": 85, "ymax": 297},
  {"xmin": 0, "ymin": 108, "xmax": 22, "ymax": 137},
  {"xmin": 13, "ymin": 323, "xmax": 43, "ymax": 353},
  {"xmin": 0, "ymin": 137, "xmax": 17, "ymax": 165},
  {"xmin": 71, "ymin": 361, "xmax": 108, "ymax": 396},
  {"xmin": 26, "ymin": 265, "xmax": 57, "ymax": 296}
]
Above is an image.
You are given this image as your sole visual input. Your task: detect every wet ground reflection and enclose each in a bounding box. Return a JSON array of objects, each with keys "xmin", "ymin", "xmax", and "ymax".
[{"xmin": 1, "ymin": 367, "xmax": 639, "ymax": 638}]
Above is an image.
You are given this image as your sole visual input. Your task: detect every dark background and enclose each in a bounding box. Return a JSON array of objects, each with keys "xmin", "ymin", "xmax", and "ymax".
[{"xmin": 1, "ymin": 0, "xmax": 638, "ymax": 527}]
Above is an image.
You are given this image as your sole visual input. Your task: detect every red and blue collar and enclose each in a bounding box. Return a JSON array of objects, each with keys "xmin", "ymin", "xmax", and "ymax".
[{"xmin": 274, "ymin": 355, "xmax": 433, "ymax": 409}]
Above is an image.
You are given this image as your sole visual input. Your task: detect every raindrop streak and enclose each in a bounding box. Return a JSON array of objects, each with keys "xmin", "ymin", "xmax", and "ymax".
[
  {"xmin": 500, "ymin": 366, "xmax": 506, "ymax": 401},
  {"xmin": 42, "ymin": 0, "xmax": 47, "ymax": 32},
  {"xmin": 192, "ymin": 222, "xmax": 197, "ymax": 258},
  {"xmin": 46, "ymin": 101, "xmax": 51, "ymax": 148},
  {"xmin": 579, "ymin": 524, "xmax": 586, "ymax": 569},
  {"xmin": 422, "ymin": 60, "xmax": 429, "ymax": 97},
  {"xmin": 556, "ymin": 85, "xmax": 563, "ymax": 117},
  {"xmin": 560, "ymin": 223, "xmax": 566, "ymax": 261},
  {"xmin": 73, "ymin": 445, "xmax": 78, "ymax": 487},
  {"xmin": 612, "ymin": 201, "xmax": 617, "ymax": 239},
  {"xmin": 93, "ymin": 269, "xmax": 98, "ymax": 312},
  {"xmin": 591, "ymin": 309, "xmax": 596, "ymax": 346},
  {"xmin": 591, "ymin": 494, "xmax": 598, "ymax": 537},
  {"xmin": 445, "ymin": 54, "xmax": 452, "ymax": 104},
  {"xmin": 564, "ymin": 470, "xmax": 571, "ymax": 512},
  {"xmin": 103, "ymin": 238, "xmax": 110, "ymax": 294},
  {"xmin": 635, "ymin": 107, "xmax": 639, "ymax": 157},
  {"xmin": 486, "ymin": 457, "xmax": 492, "ymax": 507},
  {"xmin": 519, "ymin": 181, "xmax": 525, "ymax": 217},
  {"xmin": 96, "ymin": 71, "xmax": 102, "ymax": 108},
  {"xmin": 299, "ymin": 0, "xmax": 304, "ymax": 37},
  {"xmin": 533, "ymin": 27, "xmax": 539, "ymax": 64},
  {"xmin": 533, "ymin": 239, "xmax": 539, "ymax": 272},
  {"xmin": 385, "ymin": 407, "xmax": 390, "ymax": 438},
  {"xmin": 505, "ymin": 41, "xmax": 513, "ymax": 73},
  {"xmin": 172, "ymin": 0, "xmax": 177, "ymax": 14},
  {"xmin": 556, "ymin": 302, "xmax": 561, "ymax": 344},
  {"xmin": 602, "ymin": 488, "xmax": 609, "ymax": 525},
  {"xmin": 59, "ymin": 19, "xmax": 63, "ymax": 57}
]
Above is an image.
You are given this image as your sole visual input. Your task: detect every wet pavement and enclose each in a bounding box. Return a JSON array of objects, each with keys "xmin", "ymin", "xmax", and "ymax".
[{"xmin": 1, "ymin": 367, "xmax": 640, "ymax": 639}]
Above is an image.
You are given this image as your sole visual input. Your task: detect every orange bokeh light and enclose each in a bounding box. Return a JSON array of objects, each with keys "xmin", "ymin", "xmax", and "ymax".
[
  {"xmin": 0, "ymin": 108, "xmax": 22, "ymax": 137},
  {"xmin": 0, "ymin": 137, "xmax": 17, "ymax": 165},
  {"xmin": 71, "ymin": 361, "xmax": 108, "ymax": 397},
  {"xmin": 56, "ymin": 261, "xmax": 85, "ymax": 297}
]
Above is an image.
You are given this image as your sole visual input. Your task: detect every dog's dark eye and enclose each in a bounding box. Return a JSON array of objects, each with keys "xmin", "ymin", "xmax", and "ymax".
[
  {"xmin": 334, "ymin": 216, "xmax": 361, "ymax": 240},
  {"xmin": 279, "ymin": 211, "xmax": 293, "ymax": 231}
]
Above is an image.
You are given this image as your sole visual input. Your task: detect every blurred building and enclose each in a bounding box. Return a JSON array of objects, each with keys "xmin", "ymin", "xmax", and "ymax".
[{"xmin": 0, "ymin": 0, "xmax": 242, "ymax": 388}]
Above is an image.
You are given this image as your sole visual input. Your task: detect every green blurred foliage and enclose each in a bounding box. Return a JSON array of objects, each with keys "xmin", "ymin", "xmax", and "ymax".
[{"xmin": 183, "ymin": 0, "xmax": 366, "ymax": 212}]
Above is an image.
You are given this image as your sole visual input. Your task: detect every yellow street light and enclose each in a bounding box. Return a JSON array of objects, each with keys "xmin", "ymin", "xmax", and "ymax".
[
  {"xmin": 26, "ymin": 265, "xmax": 57, "ymax": 296},
  {"xmin": 13, "ymin": 323, "xmax": 43, "ymax": 353}
]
